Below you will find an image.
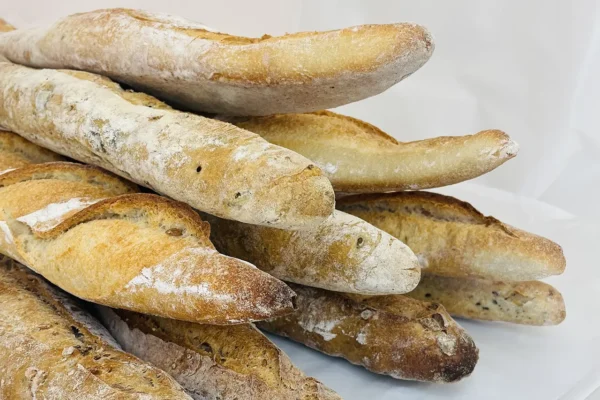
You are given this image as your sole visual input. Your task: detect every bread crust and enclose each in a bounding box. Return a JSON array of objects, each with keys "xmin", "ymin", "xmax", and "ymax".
[
  {"xmin": 0, "ymin": 9, "xmax": 433, "ymax": 115},
  {"xmin": 0, "ymin": 130, "xmax": 65, "ymax": 171},
  {"xmin": 0, "ymin": 162, "xmax": 296, "ymax": 324},
  {"xmin": 407, "ymin": 275, "xmax": 566, "ymax": 326},
  {"xmin": 205, "ymin": 210, "xmax": 420, "ymax": 295},
  {"xmin": 0, "ymin": 62, "xmax": 335, "ymax": 229},
  {"xmin": 258, "ymin": 284, "xmax": 479, "ymax": 383},
  {"xmin": 337, "ymin": 191, "xmax": 566, "ymax": 281},
  {"xmin": 230, "ymin": 110, "xmax": 518, "ymax": 192},
  {"xmin": 98, "ymin": 307, "xmax": 342, "ymax": 400},
  {"xmin": 0, "ymin": 256, "xmax": 191, "ymax": 399}
]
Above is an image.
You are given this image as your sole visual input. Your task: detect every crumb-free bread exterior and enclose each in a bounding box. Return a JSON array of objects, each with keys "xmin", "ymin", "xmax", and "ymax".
[{"xmin": 0, "ymin": 130, "xmax": 65, "ymax": 172}]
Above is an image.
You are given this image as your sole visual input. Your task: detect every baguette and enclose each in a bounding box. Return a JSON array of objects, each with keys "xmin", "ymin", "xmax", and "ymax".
[
  {"xmin": 406, "ymin": 275, "xmax": 566, "ymax": 325},
  {"xmin": 257, "ymin": 284, "xmax": 478, "ymax": 383},
  {"xmin": 228, "ymin": 110, "xmax": 518, "ymax": 192},
  {"xmin": 337, "ymin": 191, "xmax": 566, "ymax": 281},
  {"xmin": 0, "ymin": 162, "xmax": 296, "ymax": 324},
  {"xmin": 0, "ymin": 8, "xmax": 433, "ymax": 116},
  {"xmin": 205, "ymin": 210, "xmax": 420, "ymax": 295},
  {"xmin": 0, "ymin": 256, "xmax": 192, "ymax": 399},
  {"xmin": 0, "ymin": 130, "xmax": 65, "ymax": 172},
  {"xmin": 97, "ymin": 307, "xmax": 342, "ymax": 400},
  {"xmin": 0, "ymin": 62, "xmax": 335, "ymax": 229}
]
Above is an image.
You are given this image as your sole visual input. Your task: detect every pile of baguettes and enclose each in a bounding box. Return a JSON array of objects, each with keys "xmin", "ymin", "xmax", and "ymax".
[{"xmin": 0, "ymin": 8, "xmax": 566, "ymax": 399}]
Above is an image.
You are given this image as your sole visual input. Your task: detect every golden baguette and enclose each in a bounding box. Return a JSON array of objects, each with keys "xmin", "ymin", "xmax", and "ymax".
[
  {"xmin": 0, "ymin": 256, "xmax": 191, "ymax": 399},
  {"xmin": 0, "ymin": 9, "xmax": 433, "ymax": 116},
  {"xmin": 406, "ymin": 275, "xmax": 566, "ymax": 326},
  {"xmin": 228, "ymin": 110, "xmax": 518, "ymax": 192},
  {"xmin": 0, "ymin": 130, "xmax": 65, "ymax": 171},
  {"xmin": 205, "ymin": 210, "xmax": 420, "ymax": 295},
  {"xmin": 97, "ymin": 307, "xmax": 342, "ymax": 400},
  {"xmin": 337, "ymin": 191, "xmax": 566, "ymax": 281},
  {"xmin": 0, "ymin": 162, "xmax": 296, "ymax": 324},
  {"xmin": 0, "ymin": 62, "xmax": 334, "ymax": 229},
  {"xmin": 257, "ymin": 284, "xmax": 478, "ymax": 383}
]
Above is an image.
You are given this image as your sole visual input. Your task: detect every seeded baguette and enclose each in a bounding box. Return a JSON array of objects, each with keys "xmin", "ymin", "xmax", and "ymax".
[
  {"xmin": 0, "ymin": 130, "xmax": 65, "ymax": 171},
  {"xmin": 0, "ymin": 256, "xmax": 192, "ymax": 399},
  {"xmin": 0, "ymin": 162, "xmax": 296, "ymax": 324},
  {"xmin": 97, "ymin": 307, "xmax": 342, "ymax": 400},
  {"xmin": 406, "ymin": 275, "xmax": 566, "ymax": 326},
  {"xmin": 0, "ymin": 62, "xmax": 335, "ymax": 229},
  {"xmin": 337, "ymin": 191, "xmax": 566, "ymax": 281},
  {"xmin": 0, "ymin": 8, "xmax": 433, "ymax": 116},
  {"xmin": 257, "ymin": 284, "xmax": 478, "ymax": 383},
  {"xmin": 227, "ymin": 110, "xmax": 518, "ymax": 192},
  {"xmin": 205, "ymin": 210, "xmax": 420, "ymax": 295}
]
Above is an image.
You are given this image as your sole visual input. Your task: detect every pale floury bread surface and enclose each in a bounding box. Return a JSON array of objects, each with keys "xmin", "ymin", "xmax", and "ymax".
[
  {"xmin": 0, "ymin": 9, "xmax": 434, "ymax": 115},
  {"xmin": 407, "ymin": 275, "xmax": 566, "ymax": 326},
  {"xmin": 0, "ymin": 257, "xmax": 192, "ymax": 399},
  {"xmin": 0, "ymin": 62, "xmax": 335, "ymax": 229},
  {"xmin": 258, "ymin": 284, "xmax": 479, "ymax": 383},
  {"xmin": 98, "ymin": 307, "xmax": 342, "ymax": 400},
  {"xmin": 0, "ymin": 162, "xmax": 296, "ymax": 324},
  {"xmin": 0, "ymin": 130, "xmax": 65, "ymax": 171},
  {"xmin": 338, "ymin": 191, "xmax": 566, "ymax": 281},
  {"xmin": 229, "ymin": 110, "xmax": 518, "ymax": 192},
  {"xmin": 205, "ymin": 210, "xmax": 420, "ymax": 295}
]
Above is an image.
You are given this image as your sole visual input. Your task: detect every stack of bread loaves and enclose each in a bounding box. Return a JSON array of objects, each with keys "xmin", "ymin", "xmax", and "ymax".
[{"xmin": 0, "ymin": 9, "xmax": 565, "ymax": 398}]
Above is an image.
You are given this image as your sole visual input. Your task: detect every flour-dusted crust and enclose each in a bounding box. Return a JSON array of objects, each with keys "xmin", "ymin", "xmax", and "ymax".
[
  {"xmin": 0, "ymin": 257, "xmax": 192, "ymax": 399},
  {"xmin": 0, "ymin": 162, "xmax": 296, "ymax": 324},
  {"xmin": 258, "ymin": 284, "xmax": 479, "ymax": 383},
  {"xmin": 407, "ymin": 275, "xmax": 566, "ymax": 326},
  {"xmin": 229, "ymin": 110, "xmax": 518, "ymax": 192},
  {"xmin": 0, "ymin": 8, "xmax": 434, "ymax": 116},
  {"xmin": 205, "ymin": 209, "xmax": 420, "ymax": 295},
  {"xmin": 0, "ymin": 63, "xmax": 335, "ymax": 229},
  {"xmin": 0, "ymin": 130, "xmax": 65, "ymax": 171},
  {"xmin": 98, "ymin": 307, "xmax": 342, "ymax": 400},
  {"xmin": 338, "ymin": 191, "xmax": 566, "ymax": 281}
]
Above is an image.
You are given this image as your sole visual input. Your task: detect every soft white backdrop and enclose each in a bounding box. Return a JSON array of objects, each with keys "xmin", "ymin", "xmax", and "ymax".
[{"xmin": 4, "ymin": 1, "xmax": 599, "ymax": 399}]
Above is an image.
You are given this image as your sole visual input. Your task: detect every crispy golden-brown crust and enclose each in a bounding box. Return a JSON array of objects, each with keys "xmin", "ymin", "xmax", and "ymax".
[
  {"xmin": 0, "ymin": 131, "xmax": 65, "ymax": 171},
  {"xmin": 407, "ymin": 275, "xmax": 566, "ymax": 326},
  {"xmin": 0, "ymin": 257, "xmax": 191, "ymax": 399},
  {"xmin": 258, "ymin": 284, "xmax": 479, "ymax": 383},
  {"xmin": 231, "ymin": 110, "xmax": 518, "ymax": 192},
  {"xmin": 337, "ymin": 191, "xmax": 566, "ymax": 281},
  {"xmin": 0, "ymin": 9, "xmax": 433, "ymax": 115},
  {"xmin": 98, "ymin": 308, "xmax": 342, "ymax": 400},
  {"xmin": 0, "ymin": 62, "xmax": 335, "ymax": 229}
]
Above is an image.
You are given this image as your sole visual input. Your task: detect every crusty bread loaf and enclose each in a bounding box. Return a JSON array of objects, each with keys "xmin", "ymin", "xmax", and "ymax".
[
  {"xmin": 258, "ymin": 284, "xmax": 479, "ymax": 383},
  {"xmin": 0, "ymin": 162, "xmax": 296, "ymax": 324},
  {"xmin": 0, "ymin": 62, "xmax": 335, "ymax": 229},
  {"xmin": 227, "ymin": 110, "xmax": 518, "ymax": 192},
  {"xmin": 0, "ymin": 8, "xmax": 433, "ymax": 116},
  {"xmin": 0, "ymin": 256, "xmax": 192, "ymax": 399},
  {"xmin": 0, "ymin": 130, "xmax": 65, "ymax": 172},
  {"xmin": 337, "ymin": 191, "xmax": 566, "ymax": 281},
  {"xmin": 205, "ymin": 210, "xmax": 420, "ymax": 295},
  {"xmin": 97, "ymin": 307, "xmax": 342, "ymax": 400},
  {"xmin": 406, "ymin": 274, "xmax": 566, "ymax": 325}
]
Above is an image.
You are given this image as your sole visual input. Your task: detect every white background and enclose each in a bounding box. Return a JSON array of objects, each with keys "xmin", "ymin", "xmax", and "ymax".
[{"xmin": 5, "ymin": 1, "xmax": 599, "ymax": 399}]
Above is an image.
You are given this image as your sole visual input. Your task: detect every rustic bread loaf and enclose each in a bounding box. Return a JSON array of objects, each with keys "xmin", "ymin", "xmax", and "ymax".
[
  {"xmin": 97, "ymin": 307, "xmax": 342, "ymax": 400},
  {"xmin": 0, "ymin": 62, "xmax": 335, "ymax": 229},
  {"xmin": 0, "ymin": 130, "xmax": 65, "ymax": 172},
  {"xmin": 0, "ymin": 256, "xmax": 192, "ymax": 399},
  {"xmin": 205, "ymin": 210, "xmax": 420, "ymax": 295},
  {"xmin": 227, "ymin": 110, "xmax": 518, "ymax": 192},
  {"xmin": 337, "ymin": 191, "xmax": 566, "ymax": 281},
  {"xmin": 258, "ymin": 284, "xmax": 479, "ymax": 383},
  {"xmin": 0, "ymin": 162, "xmax": 296, "ymax": 324},
  {"xmin": 0, "ymin": 9, "xmax": 433, "ymax": 116},
  {"xmin": 406, "ymin": 274, "xmax": 566, "ymax": 325}
]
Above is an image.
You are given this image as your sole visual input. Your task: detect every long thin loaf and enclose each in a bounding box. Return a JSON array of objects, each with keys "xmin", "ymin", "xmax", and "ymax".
[
  {"xmin": 258, "ymin": 284, "xmax": 479, "ymax": 383},
  {"xmin": 228, "ymin": 110, "xmax": 518, "ymax": 192},
  {"xmin": 337, "ymin": 191, "xmax": 566, "ymax": 281},
  {"xmin": 0, "ymin": 257, "xmax": 191, "ymax": 399},
  {"xmin": 98, "ymin": 307, "xmax": 342, "ymax": 400},
  {"xmin": 0, "ymin": 9, "xmax": 433, "ymax": 115},
  {"xmin": 0, "ymin": 62, "xmax": 335, "ymax": 229}
]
